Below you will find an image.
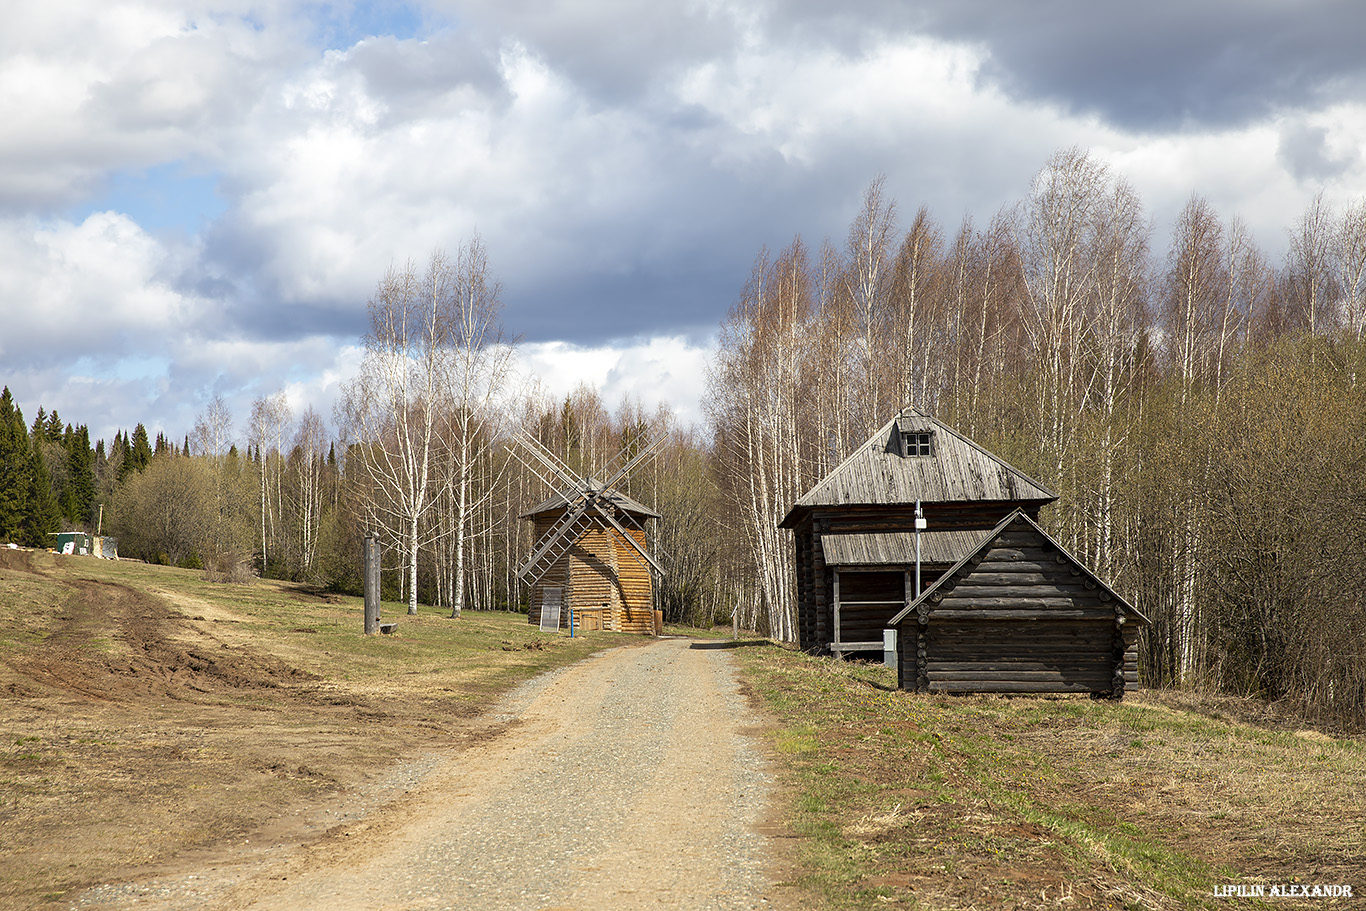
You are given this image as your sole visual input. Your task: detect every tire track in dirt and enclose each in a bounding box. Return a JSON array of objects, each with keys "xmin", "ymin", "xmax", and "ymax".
[
  {"xmin": 70, "ymin": 638, "xmax": 788, "ymax": 911},
  {"xmin": 6, "ymin": 559, "xmax": 316, "ymax": 701}
]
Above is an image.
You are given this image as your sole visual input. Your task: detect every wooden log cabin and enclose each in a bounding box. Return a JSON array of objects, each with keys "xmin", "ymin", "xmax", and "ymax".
[
  {"xmin": 888, "ymin": 510, "xmax": 1148, "ymax": 698},
  {"xmin": 780, "ymin": 406, "xmax": 1059, "ymax": 657},
  {"xmin": 521, "ymin": 487, "xmax": 659, "ymax": 635},
  {"xmin": 781, "ymin": 406, "xmax": 1147, "ymax": 696}
]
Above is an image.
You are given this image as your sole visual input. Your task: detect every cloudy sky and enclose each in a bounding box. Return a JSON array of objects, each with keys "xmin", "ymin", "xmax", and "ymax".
[{"xmin": 3, "ymin": 0, "xmax": 1365, "ymax": 445}]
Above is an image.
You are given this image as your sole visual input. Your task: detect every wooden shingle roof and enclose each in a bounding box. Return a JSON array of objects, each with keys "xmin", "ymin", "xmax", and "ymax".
[
  {"xmin": 780, "ymin": 407, "xmax": 1058, "ymax": 527},
  {"xmin": 518, "ymin": 482, "xmax": 661, "ymax": 521},
  {"xmin": 820, "ymin": 529, "xmax": 993, "ymax": 566}
]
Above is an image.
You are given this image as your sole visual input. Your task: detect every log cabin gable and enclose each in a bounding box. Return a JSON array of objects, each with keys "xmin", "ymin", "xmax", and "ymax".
[
  {"xmin": 887, "ymin": 509, "xmax": 1150, "ymax": 628},
  {"xmin": 780, "ymin": 406, "xmax": 1059, "ymax": 530},
  {"xmin": 887, "ymin": 509, "xmax": 1148, "ymax": 697}
]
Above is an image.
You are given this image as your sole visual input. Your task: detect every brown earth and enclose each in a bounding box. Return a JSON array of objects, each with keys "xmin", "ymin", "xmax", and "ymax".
[{"xmin": 0, "ymin": 549, "xmax": 793, "ymax": 911}]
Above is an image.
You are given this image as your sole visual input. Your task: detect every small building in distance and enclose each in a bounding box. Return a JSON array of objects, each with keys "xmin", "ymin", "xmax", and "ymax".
[
  {"xmin": 50, "ymin": 532, "xmax": 118, "ymax": 559},
  {"xmin": 520, "ymin": 484, "xmax": 659, "ymax": 635}
]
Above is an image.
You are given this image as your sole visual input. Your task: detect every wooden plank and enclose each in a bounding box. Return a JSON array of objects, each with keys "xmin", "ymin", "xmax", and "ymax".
[
  {"xmin": 981, "ymin": 547, "xmax": 1065, "ymax": 564},
  {"xmin": 929, "ymin": 646, "xmax": 1111, "ymax": 658},
  {"xmin": 929, "ymin": 608, "xmax": 1114, "ymax": 620},
  {"xmin": 993, "ymin": 531, "xmax": 1053, "ymax": 548},
  {"xmin": 926, "ymin": 669, "xmax": 1111, "ymax": 683},
  {"xmin": 928, "ymin": 680, "xmax": 1107, "ymax": 693},
  {"xmin": 976, "ymin": 560, "xmax": 1071, "ymax": 573},
  {"xmin": 925, "ymin": 658, "xmax": 1111, "ymax": 671},
  {"xmin": 929, "ymin": 618, "xmax": 1112, "ymax": 633},
  {"xmin": 831, "ymin": 641, "xmax": 883, "ymax": 651},
  {"xmin": 956, "ymin": 572, "xmax": 1054, "ymax": 585},
  {"xmin": 929, "ymin": 628, "xmax": 1112, "ymax": 645},
  {"xmin": 940, "ymin": 584, "xmax": 1098, "ymax": 599},
  {"xmin": 932, "ymin": 595, "xmax": 1107, "ymax": 610}
]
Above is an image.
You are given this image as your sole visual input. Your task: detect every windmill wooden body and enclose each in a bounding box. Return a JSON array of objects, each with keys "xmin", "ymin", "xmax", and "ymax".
[{"xmin": 512, "ymin": 433, "xmax": 663, "ymax": 635}]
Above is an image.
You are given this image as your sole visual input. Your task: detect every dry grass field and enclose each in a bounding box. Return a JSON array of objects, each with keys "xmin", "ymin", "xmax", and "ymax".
[
  {"xmin": 2, "ymin": 547, "xmax": 1362, "ymax": 911},
  {"xmin": 0, "ymin": 547, "xmax": 637, "ymax": 910},
  {"xmin": 733, "ymin": 646, "xmax": 1366, "ymax": 910}
]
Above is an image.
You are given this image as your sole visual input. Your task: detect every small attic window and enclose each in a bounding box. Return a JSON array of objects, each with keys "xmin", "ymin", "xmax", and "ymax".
[{"xmin": 901, "ymin": 430, "xmax": 934, "ymax": 457}]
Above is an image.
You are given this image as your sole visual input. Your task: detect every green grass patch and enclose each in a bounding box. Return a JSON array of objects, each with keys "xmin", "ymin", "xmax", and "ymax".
[{"xmin": 734, "ymin": 644, "xmax": 1366, "ymax": 910}]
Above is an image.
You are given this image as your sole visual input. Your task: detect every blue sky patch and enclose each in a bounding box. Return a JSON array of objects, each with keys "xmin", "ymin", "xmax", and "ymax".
[
  {"xmin": 77, "ymin": 163, "xmax": 226, "ymax": 237},
  {"xmin": 307, "ymin": 0, "xmax": 427, "ymax": 50}
]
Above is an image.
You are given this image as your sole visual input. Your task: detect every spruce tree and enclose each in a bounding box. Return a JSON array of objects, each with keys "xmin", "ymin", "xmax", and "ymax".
[
  {"xmin": 64, "ymin": 424, "xmax": 95, "ymax": 525},
  {"xmin": 0, "ymin": 388, "xmax": 29, "ymax": 540},
  {"xmin": 130, "ymin": 424, "xmax": 153, "ymax": 472},
  {"xmin": 21, "ymin": 443, "xmax": 61, "ymax": 547}
]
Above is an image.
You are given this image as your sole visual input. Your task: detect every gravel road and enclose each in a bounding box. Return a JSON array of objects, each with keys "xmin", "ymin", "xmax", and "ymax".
[{"xmin": 72, "ymin": 637, "xmax": 785, "ymax": 911}]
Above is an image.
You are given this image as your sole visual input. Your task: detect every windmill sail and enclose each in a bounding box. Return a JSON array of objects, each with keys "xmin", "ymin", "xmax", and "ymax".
[{"xmin": 511, "ymin": 432, "xmax": 665, "ymax": 634}]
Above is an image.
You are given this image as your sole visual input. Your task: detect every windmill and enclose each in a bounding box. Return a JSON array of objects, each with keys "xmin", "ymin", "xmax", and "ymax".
[{"xmin": 510, "ymin": 431, "xmax": 664, "ymax": 634}]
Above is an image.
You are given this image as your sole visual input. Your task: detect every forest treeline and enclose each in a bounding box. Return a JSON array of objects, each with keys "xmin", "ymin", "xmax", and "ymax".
[
  {"xmin": 3, "ymin": 148, "xmax": 1364, "ymax": 729},
  {"xmin": 709, "ymin": 148, "xmax": 1366, "ymax": 730}
]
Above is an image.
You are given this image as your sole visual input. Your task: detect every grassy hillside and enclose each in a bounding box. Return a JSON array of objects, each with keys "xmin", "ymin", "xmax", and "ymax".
[
  {"xmin": 0, "ymin": 548, "xmax": 638, "ymax": 910},
  {"xmin": 3, "ymin": 549, "xmax": 1362, "ymax": 911},
  {"xmin": 734, "ymin": 646, "xmax": 1365, "ymax": 910}
]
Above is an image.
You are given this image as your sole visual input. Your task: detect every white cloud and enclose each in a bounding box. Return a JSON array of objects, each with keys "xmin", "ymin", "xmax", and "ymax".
[
  {"xmin": 0, "ymin": 1, "xmax": 297, "ymax": 209},
  {"xmin": 5, "ymin": 0, "xmax": 1366, "ymax": 453},
  {"xmin": 0, "ymin": 212, "xmax": 198, "ymax": 365},
  {"xmin": 514, "ymin": 336, "xmax": 714, "ymax": 431}
]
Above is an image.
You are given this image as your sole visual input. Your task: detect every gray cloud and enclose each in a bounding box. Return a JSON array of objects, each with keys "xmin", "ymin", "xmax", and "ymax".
[
  {"xmin": 444, "ymin": 0, "xmax": 747, "ymax": 103},
  {"xmin": 890, "ymin": 0, "xmax": 1366, "ymax": 130},
  {"xmin": 1279, "ymin": 121, "xmax": 1358, "ymax": 182},
  {"xmin": 5, "ymin": 0, "xmax": 1366, "ymax": 444}
]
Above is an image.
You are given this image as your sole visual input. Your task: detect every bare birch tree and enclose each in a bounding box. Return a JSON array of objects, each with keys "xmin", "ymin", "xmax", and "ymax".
[
  {"xmin": 1015, "ymin": 147, "xmax": 1109, "ymax": 487},
  {"xmin": 290, "ymin": 406, "xmax": 328, "ymax": 577},
  {"xmin": 435, "ymin": 236, "xmax": 514, "ymax": 618},
  {"xmin": 889, "ymin": 207, "xmax": 942, "ymax": 409},
  {"xmin": 338, "ymin": 252, "xmax": 455, "ymax": 615},
  {"xmin": 845, "ymin": 176, "xmax": 898, "ymax": 430},
  {"xmin": 1287, "ymin": 190, "xmax": 1337, "ymax": 335},
  {"xmin": 707, "ymin": 241, "xmax": 815, "ymax": 640},
  {"xmin": 248, "ymin": 390, "xmax": 290, "ymax": 575},
  {"xmin": 192, "ymin": 393, "xmax": 240, "ymax": 574},
  {"xmin": 1333, "ymin": 197, "xmax": 1366, "ymax": 343}
]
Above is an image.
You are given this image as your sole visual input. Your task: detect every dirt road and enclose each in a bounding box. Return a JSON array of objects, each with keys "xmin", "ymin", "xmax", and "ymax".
[{"xmin": 70, "ymin": 638, "xmax": 785, "ymax": 911}]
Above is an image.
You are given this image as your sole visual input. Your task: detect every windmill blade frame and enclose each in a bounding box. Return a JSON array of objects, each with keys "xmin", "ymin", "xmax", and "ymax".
[{"xmin": 510, "ymin": 430, "xmax": 667, "ymax": 632}]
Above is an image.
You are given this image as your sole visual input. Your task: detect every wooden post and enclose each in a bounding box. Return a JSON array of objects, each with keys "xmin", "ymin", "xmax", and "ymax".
[
  {"xmin": 832, "ymin": 570, "xmax": 842, "ymax": 658},
  {"xmin": 364, "ymin": 536, "xmax": 381, "ymax": 635}
]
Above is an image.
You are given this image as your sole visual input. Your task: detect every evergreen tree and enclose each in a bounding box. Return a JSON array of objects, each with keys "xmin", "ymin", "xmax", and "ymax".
[
  {"xmin": 154, "ymin": 432, "xmax": 170, "ymax": 457},
  {"xmin": 21, "ymin": 442, "xmax": 61, "ymax": 547},
  {"xmin": 129, "ymin": 424, "xmax": 153, "ymax": 472},
  {"xmin": 0, "ymin": 388, "xmax": 29, "ymax": 540},
  {"xmin": 113, "ymin": 431, "xmax": 130, "ymax": 481},
  {"xmin": 64, "ymin": 424, "xmax": 94, "ymax": 525}
]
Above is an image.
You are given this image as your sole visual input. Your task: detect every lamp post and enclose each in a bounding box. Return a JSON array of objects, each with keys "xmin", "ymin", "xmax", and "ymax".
[{"xmin": 914, "ymin": 499, "xmax": 926, "ymax": 599}]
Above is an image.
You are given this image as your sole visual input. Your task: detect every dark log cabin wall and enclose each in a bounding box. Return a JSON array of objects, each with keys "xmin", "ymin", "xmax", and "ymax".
[{"xmin": 892, "ymin": 511, "xmax": 1146, "ymax": 697}]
